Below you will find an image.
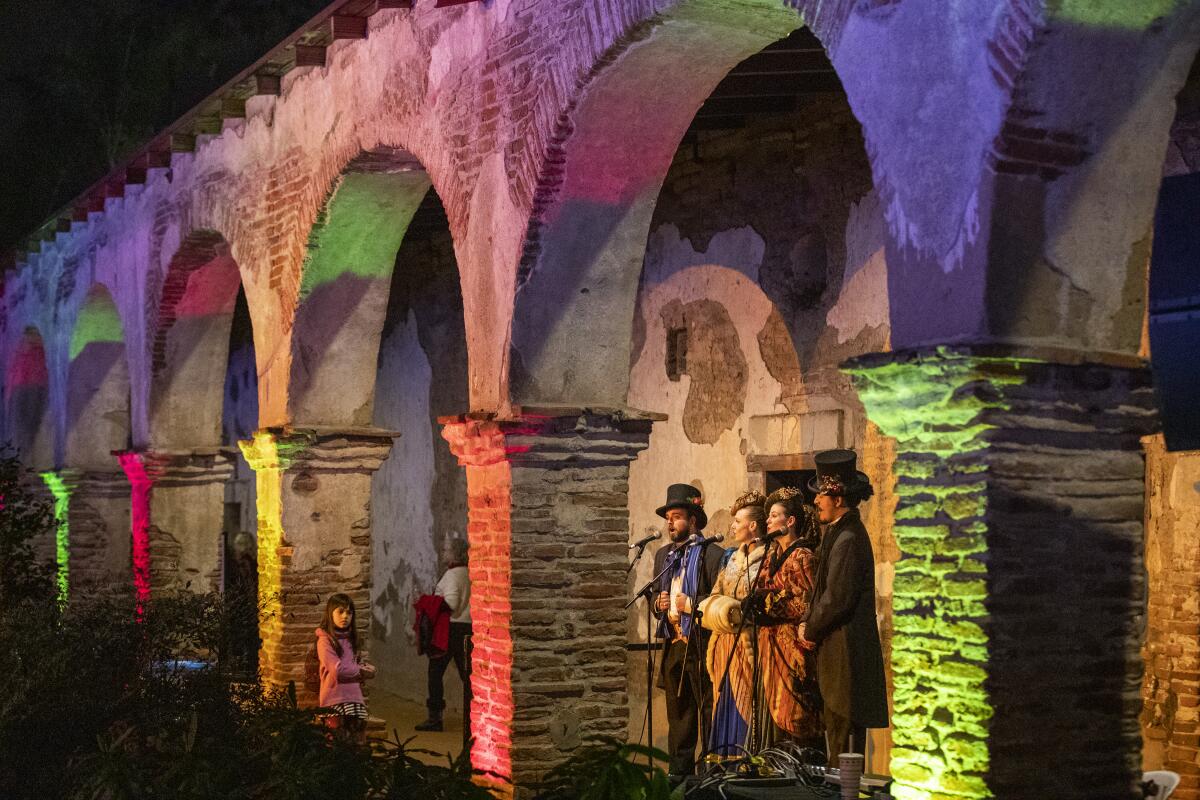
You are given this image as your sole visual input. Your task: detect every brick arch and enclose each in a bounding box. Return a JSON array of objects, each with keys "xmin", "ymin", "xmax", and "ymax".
[
  {"xmin": 5, "ymin": 326, "xmax": 53, "ymax": 468},
  {"xmin": 148, "ymin": 230, "xmax": 244, "ymax": 449},
  {"xmin": 287, "ymin": 147, "xmax": 439, "ymax": 427},
  {"xmin": 509, "ymin": 0, "xmax": 835, "ymax": 407},
  {"xmin": 65, "ymin": 284, "xmax": 130, "ymax": 468}
]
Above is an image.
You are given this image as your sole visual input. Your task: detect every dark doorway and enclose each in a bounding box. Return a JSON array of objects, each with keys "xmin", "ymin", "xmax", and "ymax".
[{"xmin": 765, "ymin": 468, "xmax": 815, "ymax": 496}]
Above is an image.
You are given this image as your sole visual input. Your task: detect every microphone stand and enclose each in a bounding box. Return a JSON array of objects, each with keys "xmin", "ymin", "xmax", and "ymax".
[
  {"xmin": 748, "ymin": 535, "xmax": 782, "ymax": 754},
  {"xmin": 627, "ymin": 548, "xmax": 680, "ymax": 770},
  {"xmin": 628, "ymin": 536, "xmax": 654, "ymax": 576}
]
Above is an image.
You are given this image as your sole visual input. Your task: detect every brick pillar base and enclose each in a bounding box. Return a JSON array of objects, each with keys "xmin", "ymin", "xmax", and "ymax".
[
  {"xmin": 48, "ymin": 468, "xmax": 131, "ymax": 600},
  {"xmin": 239, "ymin": 427, "xmax": 395, "ymax": 701},
  {"xmin": 441, "ymin": 409, "xmax": 656, "ymax": 791},
  {"xmin": 117, "ymin": 449, "xmax": 233, "ymax": 597},
  {"xmin": 845, "ymin": 347, "xmax": 1157, "ymax": 800}
]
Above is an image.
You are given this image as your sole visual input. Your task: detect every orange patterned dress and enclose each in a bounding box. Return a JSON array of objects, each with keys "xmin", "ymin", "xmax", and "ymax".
[{"xmin": 754, "ymin": 540, "xmax": 823, "ymax": 744}]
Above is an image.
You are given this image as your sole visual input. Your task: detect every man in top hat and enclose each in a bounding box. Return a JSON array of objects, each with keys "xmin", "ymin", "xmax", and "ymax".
[
  {"xmin": 801, "ymin": 449, "xmax": 889, "ymax": 763},
  {"xmin": 651, "ymin": 483, "xmax": 725, "ymax": 781}
]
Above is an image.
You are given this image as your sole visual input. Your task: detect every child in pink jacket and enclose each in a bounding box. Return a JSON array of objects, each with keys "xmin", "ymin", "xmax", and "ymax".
[{"xmin": 316, "ymin": 593, "xmax": 376, "ymax": 739}]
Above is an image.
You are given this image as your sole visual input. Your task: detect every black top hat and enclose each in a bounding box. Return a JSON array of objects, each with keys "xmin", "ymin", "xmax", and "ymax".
[
  {"xmin": 655, "ymin": 483, "xmax": 708, "ymax": 530},
  {"xmin": 807, "ymin": 449, "xmax": 874, "ymax": 501}
]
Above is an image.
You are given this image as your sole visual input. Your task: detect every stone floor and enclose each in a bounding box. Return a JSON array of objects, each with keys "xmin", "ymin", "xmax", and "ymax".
[{"xmin": 368, "ymin": 688, "xmax": 470, "ymax": 764}]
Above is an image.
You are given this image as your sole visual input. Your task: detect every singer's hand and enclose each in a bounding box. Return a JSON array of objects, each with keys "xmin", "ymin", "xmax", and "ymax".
[
  {"xmin": 674, "ymin": 593, "xmax": 690, "ymax": 614},
  {"xmin": 655, "ymin": 591, "xmax": 670, "ymax": 612},
  {"xmin": 797, "ymin": 623, "xmax": 814, "ymax": 649}
]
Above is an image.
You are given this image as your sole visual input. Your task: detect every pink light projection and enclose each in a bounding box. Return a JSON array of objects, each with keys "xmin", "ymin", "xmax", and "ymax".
[
  {"xmin": 117, "ymin": 452, "xmax": 153, "ymax": 607},
  {"xmin": 5, "ymin": 329, "xmax": 48, "ymax": 395},
  {"xmin": 173, "ymin": 254, "xmax": 241, "ymax": 318}
]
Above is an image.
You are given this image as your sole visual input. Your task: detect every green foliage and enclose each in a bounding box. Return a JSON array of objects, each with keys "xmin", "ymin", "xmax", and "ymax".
[
  {"xmin": 0, "ymin": 450, "xmax": 56, "ymax": 609},
  {"xmin": 0, "ymin": 454, "xmax": 495, "ymax": 800},
  {"xmin": 534, "ymin": 738, "xmax": 673, "ymax": 800},
  {"xmin": 378, "ymin": 736, "xmax": 499, "ymax": 800}
]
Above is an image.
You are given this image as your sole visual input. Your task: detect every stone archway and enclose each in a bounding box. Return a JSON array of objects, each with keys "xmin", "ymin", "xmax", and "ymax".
[
  {"xmin": 58, "ymin": 284, "xmax": 134, "ymax": 598},
  {"xmin": 130, "ymin": 230, "xmax": 247, "ymax": 597},
  {"xmin": 243, "ymin": 150, "xmax": 462, "ymax": 702},
  {"xmin": 369, "ymin": 188, "xmax": 471, "ymax": 735}
]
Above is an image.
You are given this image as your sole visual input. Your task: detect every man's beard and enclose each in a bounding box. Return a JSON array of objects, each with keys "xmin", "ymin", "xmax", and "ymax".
[{"xmin": 670, "ymin": 524, "xmax": 692, "ymax": 543}]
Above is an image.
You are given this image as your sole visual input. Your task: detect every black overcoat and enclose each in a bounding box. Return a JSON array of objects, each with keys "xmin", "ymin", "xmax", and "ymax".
[{"xmin": 805, "ymin": 508, "xmax": 889, "ymax": 729}]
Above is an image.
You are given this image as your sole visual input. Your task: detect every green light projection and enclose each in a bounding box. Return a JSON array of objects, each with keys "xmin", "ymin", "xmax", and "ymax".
[
  {"xmin": 844, "ymin": 347, "xmax": 1034, "ymax": 800},
  {"xmin": 69, "ymin": 291, "xmax": 124, "ymax": 361},
  {"xmin": 1049, "ymin": 0, "xmax": 1180, "ymax": 31},
  {"xmin": 298, "ymin": 171, "xmax": 432, "ymax": 299},
  {"xmin": 39, "ymin": 471, "xmax": 72, "ymax": 604}
]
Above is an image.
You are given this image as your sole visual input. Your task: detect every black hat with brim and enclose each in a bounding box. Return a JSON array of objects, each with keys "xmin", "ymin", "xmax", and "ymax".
[
  {"xmin": 807, "ymin": 449, "xmax": 874, "ymax": 501},
  {"xmin": 655, "ymin": 483, "xmax": 708, "ymax": 530}
]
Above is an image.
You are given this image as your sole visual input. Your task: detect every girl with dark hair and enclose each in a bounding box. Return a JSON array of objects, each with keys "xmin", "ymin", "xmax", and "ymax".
[
  {"xmin": 752, "ymin": 486, "xmax": 823, "ymax": 750},
  {"xmin": 316, "ymin": 592, "xmax": 376, "ymax": 740}
]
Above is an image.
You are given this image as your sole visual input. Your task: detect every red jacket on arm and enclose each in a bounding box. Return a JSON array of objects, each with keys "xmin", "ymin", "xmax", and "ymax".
[{"xmin": 413, "ymin": 594, "xmax": 451, "ymax": 655}]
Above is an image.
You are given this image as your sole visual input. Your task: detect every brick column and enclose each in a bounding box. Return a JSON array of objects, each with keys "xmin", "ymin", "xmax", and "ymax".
[
  {"xmin": 1141, "ymin": 438, "xmax": 1200, "ymax": 799},
  {"xmin": 844, "ymin": 347, "xmax": 1157, "ymax": 800},
  {"xmin": 238, "ymin": 427, "xmax": 395, "ymax": 701},
  {"xmin": 39, "ymin": 468, "xmax": 131, "ymax": 601},
  {"xmin": 116, "ymin": 449, "xmax": 233, "ymax": 598},
  {"xmin": 440, "ymin": 409, "xmax": 656, "ymax": 790}
]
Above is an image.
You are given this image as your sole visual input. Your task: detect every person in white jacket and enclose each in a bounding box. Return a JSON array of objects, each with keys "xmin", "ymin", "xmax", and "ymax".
[{"xmin": 416, "ymin": 536, "xmax": 472, "ymax": 732}]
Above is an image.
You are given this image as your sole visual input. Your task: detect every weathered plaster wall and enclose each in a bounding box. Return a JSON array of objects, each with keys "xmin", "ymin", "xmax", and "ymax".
[
  {"xmin": 622, "ymin": 100, "xmax": 896, "ymax": 767},
  {"xmin": 370, "ymin": 193, "xmax": 469, "ymax": 708}
]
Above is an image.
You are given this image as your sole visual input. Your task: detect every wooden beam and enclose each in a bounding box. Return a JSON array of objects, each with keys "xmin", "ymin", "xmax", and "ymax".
[
  {"xmin": 709, "ymin": 71, "xmax": 842, "ymax": 98},
  {"xmin": 193, "ymin": 116, "xmax": 222, "ymax": 135},
  {"xmin": 147, "ymin": 148, "xmax": 172, "ymax": 169},
  {"xmin": 126, "ymin": 165, "xmax": 148, "ymax": 185},
  {"xmin": 695, "ymin": 95, "xmax": 798, "ymax": 118},
  {"xmin": 56, "ymin": 218, "xmax": 72, "ymax": 233},
  {"xmin": 254, "ymin": 72, "xmax": 281, "ymax": 96},
  {"xmin": 331, "ymin": 15, "xmax": 368, "ymax": 39},
  {"xmin": 435, "ymin": 0, "xmax": 483, "ymax": 5},
  {"xmin": 295, "ymin": 44, "xmax": 326, "ymax": 67},
  {"xmin": 687, "ymin": 115, "xmax": 747, "ymax": 131},
  {"xmin": 170, "ymin": 132, "xmax": 196, "ymax": 152},
  {"xmin": 221, "ymin": 95, "xmax": 247, "ymax": 119},
  {"xmin": 372, "ymin": 0, "xmax": 412, "ymax": 9},
  {"xmin": 733, "ymin": 51, "xmax": 834, "ymax": 75}
]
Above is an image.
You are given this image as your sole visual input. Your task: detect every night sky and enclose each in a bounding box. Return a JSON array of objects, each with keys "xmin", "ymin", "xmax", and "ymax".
[{"xmin": 0, "ymin": 1, "xmax": 330, "ymax": 252}]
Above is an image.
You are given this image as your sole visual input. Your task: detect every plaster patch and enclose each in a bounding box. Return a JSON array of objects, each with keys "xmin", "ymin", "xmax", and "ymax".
[
  {"xmin": 659, "ymin": 298, "xmax": 747, "ymax": 445},
  {"xmin": 757, "ymin": 308, "xmax": 803, "ymax": 405},
  {"xmin": 825, "ymin": 247, "xmax": 889, "ymax": 345}
]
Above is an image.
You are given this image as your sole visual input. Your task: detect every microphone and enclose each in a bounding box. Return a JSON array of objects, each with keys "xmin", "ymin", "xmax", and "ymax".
[
  {"xmin": 629, "ymin": 530, "xmax": 662, "ymax": 550},
  {"xmin": 689, "ymin": 532, "xmax": 725, "ymax": 547},
  {"xmin": 751, "ymin": 529, "xmax": 785, "ymax": 545}
]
